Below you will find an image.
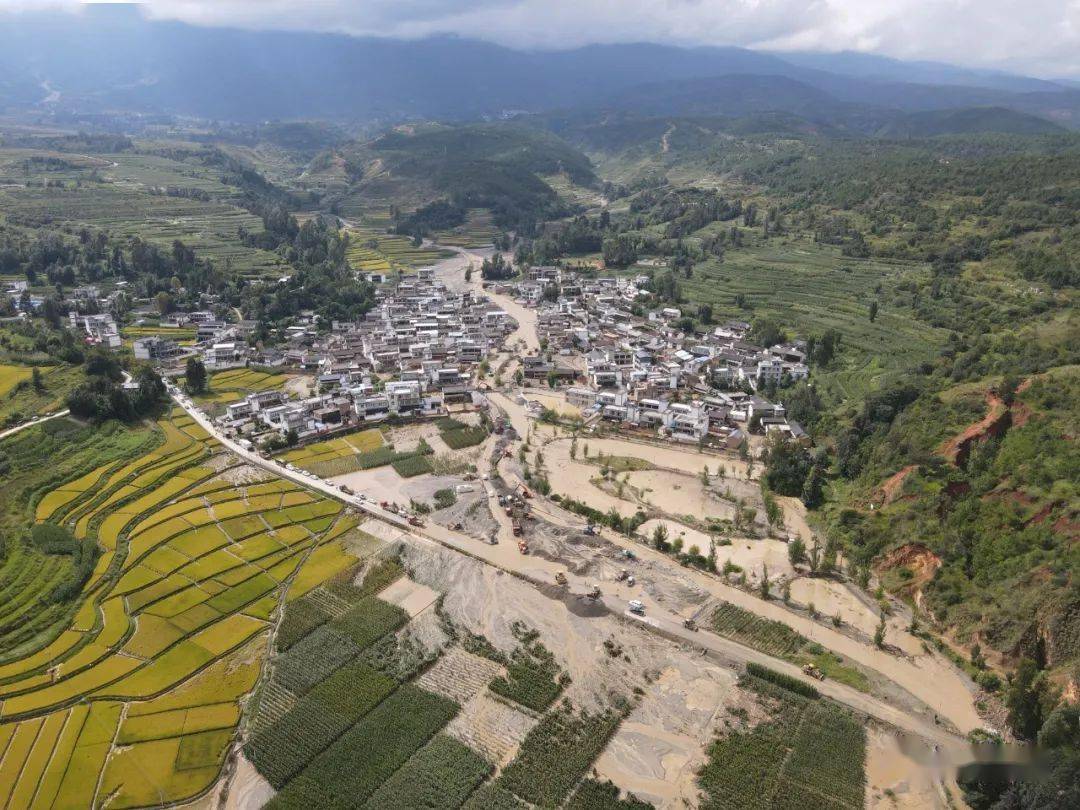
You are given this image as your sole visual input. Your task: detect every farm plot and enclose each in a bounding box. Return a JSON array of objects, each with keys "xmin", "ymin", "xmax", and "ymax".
[
  {"xmin": 709, "ymin": 602, "xmax": 870, "ymax": 691},
  {"xmin": 0, "ymin": 413, "xmax": 361, "ymax": 809},
  {"xmin": 0, "ymin": 419, "xmax": 157, "ymax": 659},
  {"xmin": 435, "ymin": 208, "xmax": 498, "ymax": 249},
  {"xmin": 281, "ymin": 429, "xmax": 384, "ymax": 473},
  {"xmin": 482, "ymin": 703, "xmax": 628, "ymax": 808},
  {"xmin": 345, "ymin": 223, "xmax": 452, "ymax": 275},
  {"xmin": 0, "ymin": 185, "xmax": 285, "ymax": 279},
  {"xmin": 696, "ymin": 672, "xmax": 866, "ymax": 810},
  {"xmin": 437, "ymin": 417, "xmax": 489, "ymax": 451}
]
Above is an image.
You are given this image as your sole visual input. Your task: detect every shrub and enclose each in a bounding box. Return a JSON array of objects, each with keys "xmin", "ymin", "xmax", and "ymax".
[{"xmin": 433, "ymin": 488, "xmax": 457, "ymax": 510}]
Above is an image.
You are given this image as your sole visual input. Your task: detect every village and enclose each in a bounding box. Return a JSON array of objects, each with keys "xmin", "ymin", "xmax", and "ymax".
[{"xmin": 97, "ymin": 264, "xmax": 810, "ymax": 452}]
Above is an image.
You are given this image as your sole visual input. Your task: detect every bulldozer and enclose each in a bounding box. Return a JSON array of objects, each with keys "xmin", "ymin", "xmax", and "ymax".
[{"xmin": 801, "ymin": 663, "xmax": 826, "ymax": 681}]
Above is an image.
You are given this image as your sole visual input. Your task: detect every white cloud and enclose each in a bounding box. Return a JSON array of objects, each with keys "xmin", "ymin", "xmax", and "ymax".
[{"xmin": 5, "ymin": 0, "xmax": 1080, "ymax": 77}]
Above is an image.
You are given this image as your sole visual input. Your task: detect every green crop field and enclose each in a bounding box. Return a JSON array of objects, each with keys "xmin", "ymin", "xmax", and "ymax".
[
  {"xmin": 0, "ymin": 412, "xmax": 366, "ymax": 808},
  {"xmin": 710, "ymin": 602, "xmax": 870, "ymax": 692},
  {"xmin": 697, "ymin": 673, "xmax": 866, "ymax": 810},
  {"xmin": 597, "ymin": 236, "xmax": 948, "ymax": 403}
]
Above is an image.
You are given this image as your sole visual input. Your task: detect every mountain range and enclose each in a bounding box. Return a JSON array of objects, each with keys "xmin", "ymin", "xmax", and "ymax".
[{"xmin": 1, "ymin": 5, "xmax": 1078, "ymax": 134}]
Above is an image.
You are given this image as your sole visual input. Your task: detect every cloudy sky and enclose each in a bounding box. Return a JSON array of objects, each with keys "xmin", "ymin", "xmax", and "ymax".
[{"xmin": 6, "ymin": 0, "xmax": 1080, "ymax": 78}]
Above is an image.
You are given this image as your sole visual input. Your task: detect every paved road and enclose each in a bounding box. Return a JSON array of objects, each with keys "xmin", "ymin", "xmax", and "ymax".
[
  {"xmin": 170, "ymin": 386, "xmax": 974, "ymax": 747},
  {"xmin": 0, "ymin": 410, "xmax": 70, "ymax": 440}
]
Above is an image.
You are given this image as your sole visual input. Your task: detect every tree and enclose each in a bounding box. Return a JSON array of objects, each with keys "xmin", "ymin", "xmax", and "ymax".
[
  {"xmin": 698, "ymin": 303, "xmax": 713, "ymax": 324},
  {"xmin": 787, "ymin": 536, "xmax": 807, "ymax": 567},
  {"xmin": 185, "ymin": 357, "xmax": 207, "ymax": 394},
  {"xmin": 285, "ymin": 428, "xmax": 299, "ymax": 447},
  {"xmin": 651, "ymin": 523, "xmax": 669, "ymax": 550},
  {"xmin": 868, "ymin": 300, "xmax": 879, "ymax": 322},
  {"xmin": 700, "ymin": 466, "xmax": 710, "ymax": 486},
  {"xmin": 801, "ymin": 465, "xmax": 825, "ymax": 508},
  {"xmin": 763, "ymin": 436, "xmax": 812, "ymax": 496},
  {"xmin": 464, "ymin": 266, "xmax": 472, "ymax": 283},
  {"xmin": 31, "ymin": 366, "xmax": 44, "ymax": 392},
  {"xmin": 759, "ymin": 565, "xmax": 770, "ymax": 600},
  {"xmin": 1006, "ymin": 658, "xmax": 1051, "ymax": 740}
]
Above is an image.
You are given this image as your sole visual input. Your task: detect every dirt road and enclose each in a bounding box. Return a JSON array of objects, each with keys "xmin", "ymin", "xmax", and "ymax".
[
  {"xmin": 0, "ymin": 409, "xmax": 70, "ymax": 440},
  {"xmin": 170, "ymin": 387, "xmax": 983, "ymax": 743},
  {"xmin": 429, "ymin": 245, "xmax": 540, "ymax": 352}
]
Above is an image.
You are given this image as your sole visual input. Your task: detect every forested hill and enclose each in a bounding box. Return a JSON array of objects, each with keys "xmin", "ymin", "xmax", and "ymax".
[
  {"xmin": 311, "ymin": 123, "xmax": 599, "ymax": 233},
  {"xmin": 509, "ymin": 123, "xmax": 1079, "ymax": 696}
]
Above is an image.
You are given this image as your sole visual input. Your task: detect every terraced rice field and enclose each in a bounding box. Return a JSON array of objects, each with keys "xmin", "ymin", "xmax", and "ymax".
[
  {"xmin": 195, "ymin": 368, "xmax": 291, "ymax": 410},
  {"xmin": 677, "ymin": 240, "xmax": 949, "ymax": 400},
  {"xmin": 434, "ymin": 209, "xmax": 497, "ymax": 249},
  {"xmin": 0, "ymin": 185, "xmax": 285, "ymax": 279},
  {"xmin": 0, "ymin": 364, "xmax": 35, "ymax": 398},
  {"xmin": 0, "ymin": 412, "xmax": 363, "ymax": 808},
  {"xmin": 345, "ymin": 222, "xmax": 452, "ymax": 276}
]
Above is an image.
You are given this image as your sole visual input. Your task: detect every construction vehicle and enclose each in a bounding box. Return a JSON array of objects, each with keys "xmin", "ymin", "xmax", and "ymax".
[
  {"xmin": 408, "ymin": 516, "xmax": 425, "ymax": 528},
  {"xmin": 380, "ymin": 501, "xmax": 390, "ymax": 509},
  {"xmin": 586, "ymin": 585, "xmax": 602, "ymax": 600},
  {"xmin": 628, "ymin": 600, "xmax": 645, "ymax": 615},
  {"xmin": 583, "ymin": 524, "xmax": 597, "ymax": 536},
  {"xmin": 682, "ymin": 618, "xmax": 698, "ymax": 631},
  {"xmin": 626, "ymin": 575, "xmax": 636, "ymax": 586},
  {"xmin": 616, "ymin": 569, "xmax": 629, "ymax": 582},
  {"xmin": 555, "ymin": 572, "xmax": 568, "ymax": 586},
  {"xmin": 801, "ymin": 663, "xmax": 826, "ymax": 681},
  {"xmin": 517, "ymin": 540, "xmax": 528, "ymax": 554},
  {"xmin": 512, "ymin": 519, "xmax": 522, "ymax": 537},
  {"xmin": 451, "ymin": 522, "xmax": 464, "ymax": 531}
]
